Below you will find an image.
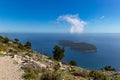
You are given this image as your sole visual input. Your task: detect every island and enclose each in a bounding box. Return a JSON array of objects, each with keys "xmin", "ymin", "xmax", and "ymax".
[{"xmin": 59, "ymin": 40, "xmax": 97, "ymax": 52}]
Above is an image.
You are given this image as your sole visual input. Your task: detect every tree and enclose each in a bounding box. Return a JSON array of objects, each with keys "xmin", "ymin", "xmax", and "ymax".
[
  {"xmin": 24, "ymin": 41, "xmax": 31, "ymax": 49},
  {"xmin": 14, "ymin": 38, "xmax": 19, "ymax": 43},
  {"xmin": 53, "ymin": 45, "xmax": 65, "ymax": 61},
  {"xmin": 69, "ymin": 60, "xmax": 77, "ymax": 66}
]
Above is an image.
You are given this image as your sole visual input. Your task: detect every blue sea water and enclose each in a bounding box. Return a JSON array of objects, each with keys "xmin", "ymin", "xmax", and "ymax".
[{"xmin": 2, "ymin": 33, "xmax": 120, "ymax": 71}]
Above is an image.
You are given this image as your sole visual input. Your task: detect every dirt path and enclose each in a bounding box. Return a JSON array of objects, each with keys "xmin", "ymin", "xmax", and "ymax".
[{"xmin": 0, "ymin": 56, "xmax": 23, "ymax": 80}]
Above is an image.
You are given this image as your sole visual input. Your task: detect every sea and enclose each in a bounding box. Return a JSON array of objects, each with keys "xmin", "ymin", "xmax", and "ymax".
[{"xmin": 1, "ymin": 33, "xmax": 120, "ymax": 71}]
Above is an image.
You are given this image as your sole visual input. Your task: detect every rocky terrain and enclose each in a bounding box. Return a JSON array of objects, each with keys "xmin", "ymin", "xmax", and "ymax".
[{"xmin": 0, "ymin": 35, "xmax": 120, "ymax": 80}]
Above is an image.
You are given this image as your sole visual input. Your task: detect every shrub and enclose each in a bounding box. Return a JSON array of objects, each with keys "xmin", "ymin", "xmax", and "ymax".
[
  {"xmin": 22, "ymin": 66, "xmax": 39, "ymax": 80},
  {"xmin": 3, "ymin": 37, "xmax": 9, "ymax": 43},
  {"xmin": 116, "ymin": 77, "xmax": 120, "ymax": 80},
  {"xmin": 40, "ymin": 71, "xmax": 53, "ymax": 80},
  {"xmin": 54, "ymin": 64, "xmax": 60, "ymax": 71},
  {"xmin": 0, "ymin": 36, "xmax": 4, "ymax": 41},
  {"xmin": 0, "ymin": 45, "xmax": 6, "ymax": 51},
  {"xmin": 24, "ymin": 41, "xmax": 31, "ymax": 49},
  {"xmin": 72, "ymin": 68, "xmax": 89, "ymax": 78},
  {"xmin": 14, "ymin": 38, "xmax": 19, "ymax": 43},
  {"xmin": 101, "ymin": 66, "xmax": 116, "ymax": 71},
  {"xmin": 24, "ymin": 53, "xmax": 33, "ymax": 57},
  {"xmin": 40, "ymin": 71, "xmax": 62, "ymax": 80},
  {"xmin": 23, "ymin": 71, "xmax": 39, "ymax": 80},
  {"xmin": 89, "ymin": 70, "xmax": 109, "ymax": 80},
  {"xmin": 14, "ymin": 51, "xmax": 18, "ymax": 54},
  {"xmin": 18, "ymin": 43, "xmax": 25, "ymax": 50},
  {"xmin": 48, "ymin": 56, "xmax": 54, "ymax": 61},
  {"xmin": 0, "ymin": 35, "xmax": 4, "ymax": 39},
  {"xmin": 69, "ymin": 60, "xmax": 77, "ymax": 66},
  {"xmin": 9, "ymin": 49, "xmax": 14, "ymax": 53}
]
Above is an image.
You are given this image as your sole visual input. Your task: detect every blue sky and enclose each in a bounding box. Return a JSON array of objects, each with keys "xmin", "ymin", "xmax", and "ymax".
[{"xmin": 0, "ymin": 0, "xmax": 120, "ymax": 33}]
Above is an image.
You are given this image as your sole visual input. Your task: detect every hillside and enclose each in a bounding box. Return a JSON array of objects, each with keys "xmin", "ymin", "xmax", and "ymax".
[{"xmin": 0, "ymin": 35, "xmax": 120, "ymax": 80}]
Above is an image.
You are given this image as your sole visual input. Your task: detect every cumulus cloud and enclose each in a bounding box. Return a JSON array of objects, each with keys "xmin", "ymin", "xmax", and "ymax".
[{"xmin": 57, "ymin": 14, "xmax": 87, "ymax": 33}]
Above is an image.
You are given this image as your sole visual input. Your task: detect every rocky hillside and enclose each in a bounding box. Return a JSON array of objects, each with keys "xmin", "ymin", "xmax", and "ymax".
[{"xmin": 0, "ymin": 35, "xmax": 120, "ymax": 80}]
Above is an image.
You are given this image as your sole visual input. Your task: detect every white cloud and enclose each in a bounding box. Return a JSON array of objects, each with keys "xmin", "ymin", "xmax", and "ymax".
[{"xmin": 57, "ymin": 14, "xmax": 86, "ymax": 33}]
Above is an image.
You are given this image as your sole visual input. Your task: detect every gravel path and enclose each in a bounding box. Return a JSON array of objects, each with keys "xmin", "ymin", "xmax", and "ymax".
[{"xmin": 0, "ymin": 56, "xmax": 24, "ymax": 80}]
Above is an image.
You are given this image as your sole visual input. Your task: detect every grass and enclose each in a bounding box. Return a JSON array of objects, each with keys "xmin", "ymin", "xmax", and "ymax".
[
  {"xmin": 0, "ymin": 44, "xmax": 6, "ymax": 51},
  {"xmin": 13, "ymin": 60, "xmax": 18, "ymax": 64},
  {"xmin": 116, "ymin": 77, "xmax": 120, "ymax": 80},
  {"xmin": 22, "ymin": 66, "xmax": 39, "ymax": 80},
  {"xmin": 89, "ymin": 70, "xmax": 110, "ymax": 80},
  {"xmin": 22, "ymin": 71, "xmax": 39, "ymax": 80},
  {"xmin": 0, "ymin": 53, "xmax": 6, "ymax": 57}
]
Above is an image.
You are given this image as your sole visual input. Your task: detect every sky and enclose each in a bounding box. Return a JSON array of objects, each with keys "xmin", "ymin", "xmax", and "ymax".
[{"xmin": 0, "ymin": 0, "xmax": 120, "ymax": 33}]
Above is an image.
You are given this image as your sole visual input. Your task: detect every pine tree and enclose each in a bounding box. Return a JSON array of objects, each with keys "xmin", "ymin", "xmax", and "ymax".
[{"xmin": 53, "ymin": 45, "xmax": 65, "ymax": 61}]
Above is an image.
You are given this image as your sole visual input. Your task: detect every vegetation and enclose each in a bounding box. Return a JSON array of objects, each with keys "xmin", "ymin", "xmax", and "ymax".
[
  {"xmin": 59, "ymin": 40, "xmax": 97, "ymax": 52},
  {"xmin": 116, "ymin": 77, "xmax": 120, "ymax": 80},
  {"xmin": 22, "ymin": 66, "xmax": 39, "ymax": 80},
  {"xmin": 53, "ymin": 64, "xmax": 60, "ymax": 71},
  {"xmin": 89, "ymin": 70, "xmax": 109, "ymax": 80},
  {"xmin": 71, "ymin": 67, "xmax": 89, "ymax": 78},
  {"xmin": 3, "ymin": 37, "xmax": 9, "ymax": 43},
  {"xmin": 0, "ymin": 36, "xmax": 4, "ymax": 41},
  {"xmin": 0, "ymin": 44, "xmax": 6, "ymax": 51},
  {"xmin": 18, "ymin": 43, "xmax": 25, "ymax": 50},
  {"xmin": 53, "ymin": 45, "xmax": 65, "ymax": 61},
  {"xmin": 69, "ymin": 60, "xmax": 77, "ymax": 66},
  {"xmin": 24, "ymin": 53, "xmax": 33, "ymax": 57},
  {"xmin": 40, "ymin": 71, "xmax": 62, "ymax": 80},
  {"xmin": 101, "ymin": 66, "xmax": 116, "ymax": 71},
  {"xmin": 14, "ymin": 38, "xmax": 19, "ymax": 43},
  {"xmin": 24, "ymin": 41, "xmax": 31, "ymax": 49}
]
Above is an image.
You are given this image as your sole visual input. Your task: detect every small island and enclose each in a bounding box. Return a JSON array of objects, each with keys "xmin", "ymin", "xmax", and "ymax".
[{"xmin": 59, "ymin": 40, "xmax": 97, "ymax": 52}]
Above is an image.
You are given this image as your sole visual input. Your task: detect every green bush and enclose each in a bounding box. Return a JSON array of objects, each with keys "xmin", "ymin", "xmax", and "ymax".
[
  {"xmin": 23, "ymin": 71, "xmax": 38, "ymax": 80},
  {"xmin": 3, "ymin": 37, "xmax": 9, "ymax": 43},
  {"xmin": 0, "ymin": 36, "xmax": 4, "ymax": 41},
  {"xmin": 48, "ymin": 56, "xmax": 54, "ymax": 61},
  {"xmin": 72, "ymin": 68, "xmax": 89, "ymax": 78},
  {"xmin": 14, "ymin": 38, "xmax": 19, "ymax": 43},
  {"xmin": 54, "ymin": 64, "xmax": 60, "ymax": 71},
  {"xmin": 69, "ymin": 60, "xmax": 77, "ymax": 66},
  {"xmin": 24, "ymin": 41, "xmax": 31, "ymax": 49},
  {"xmin": 89, "ymin": 70, "xmax": 109, "ymax": 80},
  {"xmin": 24, "ymin": 53, "xmax": 33, "ymax": 57},
  {"xmin": 101, "ymin": 66, "xmax": 116, "ymax": 71},
  {"xmin": 18, "ymin": 43, "xmax": 25, "ymax": 50},
  {"xmin": 0, "ymin": 35, "xmax": 4, "ymax": 39},
  {"xmin": 40, "ymin": 71, "xmax": 62, "ymax": 80},
  {"xmin": 9, "ymin": 49, "xmax": 14, "ymax": 53},
  {"xmin": 22, "ymin": 66, "xmax": 39, "ymax": 80}
]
